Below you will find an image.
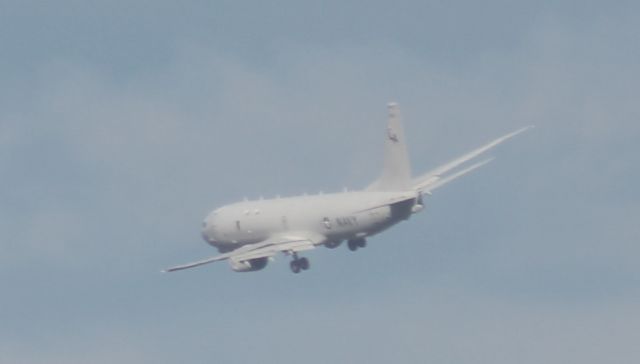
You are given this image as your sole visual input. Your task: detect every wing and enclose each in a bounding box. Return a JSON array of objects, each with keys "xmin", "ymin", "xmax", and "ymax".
[
  {"xmin": 413, "ymin": 125, "xmax": 533, "ymax": 192},
  {"xmin": 163, "ymin": 232, "xmax": 326, "ymax": 272},
  {"xmin": 354, "ymin": 191, "xmax": 417, "ymax": 212},
  {"xmin": 425, "ymin": 157, "xmax": 494, "ymax": 191}
]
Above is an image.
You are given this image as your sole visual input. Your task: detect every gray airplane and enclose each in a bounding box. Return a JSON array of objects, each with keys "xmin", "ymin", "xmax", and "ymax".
[{"xmin": 165, "ymin": 103, "xmax": 532, "ymax": 274}]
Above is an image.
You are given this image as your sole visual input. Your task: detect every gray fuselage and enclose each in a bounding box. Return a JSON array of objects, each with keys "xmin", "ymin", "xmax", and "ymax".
[{"xmin": 201, "ymin": 191, "xmax": 420, "ymax": 252}]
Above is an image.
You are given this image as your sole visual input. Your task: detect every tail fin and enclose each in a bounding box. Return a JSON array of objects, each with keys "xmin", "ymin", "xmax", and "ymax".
[{"xmin": 367, "ymin": 102, "xmax": 413, "ymax": 191}]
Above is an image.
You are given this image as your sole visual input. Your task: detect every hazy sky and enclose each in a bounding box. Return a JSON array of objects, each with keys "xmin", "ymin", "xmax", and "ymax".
[{"xmin": 1, "ymin": 1, "xmax": 639, "ymax": 363}]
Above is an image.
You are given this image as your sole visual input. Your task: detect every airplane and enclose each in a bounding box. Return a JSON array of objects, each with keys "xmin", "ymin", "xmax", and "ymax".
[{"xmin": 165, "ymin": 103, "xmax": 532, "ymax": 274}]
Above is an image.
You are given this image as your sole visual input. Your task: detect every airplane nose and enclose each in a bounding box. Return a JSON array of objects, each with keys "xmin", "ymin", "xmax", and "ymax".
[
  {"xmin": 201, "ymin": 229, "xmax": 211, "ymax": 242},
  {"xmin": 201, "ymin": 218, "xmax": 217, "ymax": 245}
]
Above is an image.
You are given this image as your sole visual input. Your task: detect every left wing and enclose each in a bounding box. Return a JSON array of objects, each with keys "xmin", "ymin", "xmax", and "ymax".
[
  {"xmin": 163, "ymin": 232, "xmax": 326, "ymax": 272},
  {"xmin": 424, "ymin": 157, "xmax": 494, "ymax": 191}
]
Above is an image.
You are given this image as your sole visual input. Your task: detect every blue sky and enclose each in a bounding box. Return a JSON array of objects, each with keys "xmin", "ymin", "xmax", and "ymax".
[{"xmin": 1, "ymin": 1, "xmax": 639, "ymax": 363}]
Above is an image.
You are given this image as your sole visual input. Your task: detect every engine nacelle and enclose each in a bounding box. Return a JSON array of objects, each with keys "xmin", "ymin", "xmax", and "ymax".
[
  {"xmin": 229, "ymin": 257, "xmax": 269, "ymax": 272},
  {"xmin": 324, "ymin": 240, "xmax": 342, "ymax": 249}
]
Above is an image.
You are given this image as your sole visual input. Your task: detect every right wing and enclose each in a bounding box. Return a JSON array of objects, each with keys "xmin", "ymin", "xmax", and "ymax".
[
  {"xmin": 163, "ymin": 232, "xmax": 326, "ymax": 272},
  {"xmin": 413, "ymin": 125, "xmax": 533, "ymax": 193}
]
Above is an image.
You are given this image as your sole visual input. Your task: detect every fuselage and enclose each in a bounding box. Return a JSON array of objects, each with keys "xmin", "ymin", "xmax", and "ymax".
[{"xmin": 201, "ymin": 191, "xmax": 421, "ymax": 252}]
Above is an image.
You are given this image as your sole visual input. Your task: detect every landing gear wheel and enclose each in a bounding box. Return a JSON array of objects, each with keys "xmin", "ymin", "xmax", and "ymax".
[
  {"xmin": 348, "ymin": 240, "xmax": 359, "ymax": 251},
  {"xmin": 299, "ymin": 257, "xmax": 310, "ymax": 270},
  {"xmin": 357, "ymin": 238, "xmax": 367, "ymax": 248},
  {"xmin": 290, "ymin": 260, "xmax": 301, "ymax": 273},
  {"xmin": 348, "ymin": 238, "xmax": 366, "ymax": 251}
]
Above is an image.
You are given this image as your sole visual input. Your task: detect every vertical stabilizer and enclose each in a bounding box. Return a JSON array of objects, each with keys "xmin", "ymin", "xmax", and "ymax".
[{"xmin": 369, "ymin": 102, "xmax": 412, "ymax": 191}]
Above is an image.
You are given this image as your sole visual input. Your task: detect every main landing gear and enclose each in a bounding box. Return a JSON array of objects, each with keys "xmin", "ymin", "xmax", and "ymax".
[
  {"xmin": 347, "ymin": 238, "xmax": 366, "ymax": 251},
  {"xmin": 290, "ymin": 253, "xmax": 310, "ymax": 274}
]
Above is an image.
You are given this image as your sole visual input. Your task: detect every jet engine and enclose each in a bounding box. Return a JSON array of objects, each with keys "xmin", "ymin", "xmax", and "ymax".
[
  {"xmin": 229, "ymin": 257, "xmax": 269, "ymax": 272},
  {"xmin": 324, "ymin": 240, "xmax": 342, "ymax": 249}
]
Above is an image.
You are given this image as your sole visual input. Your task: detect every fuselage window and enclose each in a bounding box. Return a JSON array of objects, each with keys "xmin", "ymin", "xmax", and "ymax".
[
  {"xmin": 322, "ymin": 217, "xmax": 332, "ymax": 229},
  {"xmin": 236, "ymin": 220, "xmax": 241, "ymax": 230}
]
